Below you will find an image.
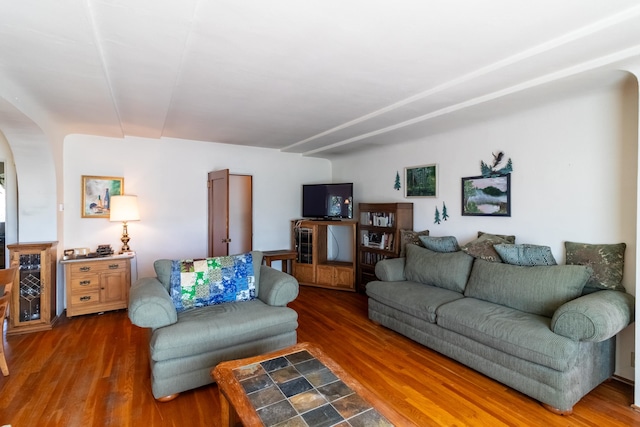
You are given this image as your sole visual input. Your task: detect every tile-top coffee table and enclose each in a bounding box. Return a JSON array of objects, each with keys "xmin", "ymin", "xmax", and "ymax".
[{"xmin": 212, "ymin": 342, "xmax": 413, "ymax": 427}]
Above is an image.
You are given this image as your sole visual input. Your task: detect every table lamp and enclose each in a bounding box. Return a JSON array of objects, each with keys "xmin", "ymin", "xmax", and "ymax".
[{"xmin": 109, "ymin": 195, "xmax": 140, "ymax": 253}]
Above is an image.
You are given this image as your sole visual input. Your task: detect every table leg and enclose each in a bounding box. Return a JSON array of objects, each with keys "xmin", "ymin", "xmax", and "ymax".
[{"xmin": 219, "ymin": 390, "xmax": 239, "ymax": 427}]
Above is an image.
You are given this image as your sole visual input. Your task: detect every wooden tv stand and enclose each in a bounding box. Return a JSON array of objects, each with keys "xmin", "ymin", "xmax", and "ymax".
[{"xmin": 291, "ymin": 219, "xmax": 357, "ymax": 291}]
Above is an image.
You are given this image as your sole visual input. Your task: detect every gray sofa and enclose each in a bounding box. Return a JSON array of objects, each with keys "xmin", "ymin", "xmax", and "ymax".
[
  {"xmin": 128, "ymin": 251, "xmax": 299, "ymax": 400},
  {"xmin": 367, "ymin": 243, "xmax": 635, "ymax": 414}
]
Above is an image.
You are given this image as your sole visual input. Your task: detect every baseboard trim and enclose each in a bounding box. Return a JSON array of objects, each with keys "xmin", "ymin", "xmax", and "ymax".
[{"xmin": 613, "ymin": 374, "xmax": 634, "ymax": 386}]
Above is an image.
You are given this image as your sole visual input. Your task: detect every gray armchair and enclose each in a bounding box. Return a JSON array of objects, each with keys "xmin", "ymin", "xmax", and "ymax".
[{"xmin": 128, "ymin": 251, "xmax": 299, "ymax": 400}]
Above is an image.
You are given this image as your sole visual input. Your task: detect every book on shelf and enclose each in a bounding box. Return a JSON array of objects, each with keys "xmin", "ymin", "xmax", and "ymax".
[
  {"xmin": 360, "ymin": 212, "xmax": 395, "ymax": 227},
  {"xmin": 361, "ymin": 231, "xmax": 395, "ymax": 251},
  {"xmin": 360, "ymin": 251, "xmax": 390, "ymax": 266}
]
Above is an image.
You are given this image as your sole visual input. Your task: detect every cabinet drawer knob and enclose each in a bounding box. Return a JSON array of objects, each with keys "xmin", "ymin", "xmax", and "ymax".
[
  {"xmin": 80, "ymin": 296, "xmax": 91, "ymax": 302},
  {"xmin": 79, "ymin": 266, "xmax": 91, "ymax": 272},
  {"xmin": 79, "ymin": 280, "xmax": 91, "ymax": 286},
  {"xmin": 108, "ymin": 264, "xmax": 119, "ymax": 269}
]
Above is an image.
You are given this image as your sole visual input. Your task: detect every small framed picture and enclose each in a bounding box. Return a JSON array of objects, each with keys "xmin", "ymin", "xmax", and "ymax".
[
  {"xmin": 404, "ymin": 164, "xmax": 438, "ymax": 198},
  {"xmin": 461, "ymin": 174, "xmax": 511, "ymax": 217},
  {"xmin": 81, "ymin": 175, "xmax": 124, "ymax": 218}
]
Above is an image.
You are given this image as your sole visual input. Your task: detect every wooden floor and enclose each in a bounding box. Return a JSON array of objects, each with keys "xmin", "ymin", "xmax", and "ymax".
[{"xmin": 1, "ymin": 285, "xmax": 638, "ymax": 426}]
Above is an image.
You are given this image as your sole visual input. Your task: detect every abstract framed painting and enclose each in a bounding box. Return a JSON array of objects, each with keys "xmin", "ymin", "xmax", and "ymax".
[
  {"xmin": 81, "ymin": 175, "xmax": 124, "ymax": 218},
  {"xmin": 461, "ymin": 174, "xmax": 511, "ymax": 217}
]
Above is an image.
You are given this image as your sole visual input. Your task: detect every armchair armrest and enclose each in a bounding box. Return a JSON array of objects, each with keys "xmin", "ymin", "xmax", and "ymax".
[
  {"xmin": 258, "ymin": 266, "xmax": 299, "ymax": 306},
  {"xmin": 551, "ymin": 290, "xmax": 635, "ymax": 342},
  {"xmin": 128, "ymin": 277, "xmax": 178, "ymax": 329},
  {"xmin": 374, "ymin": 257, "xmax": 406, "ymax": 282}
]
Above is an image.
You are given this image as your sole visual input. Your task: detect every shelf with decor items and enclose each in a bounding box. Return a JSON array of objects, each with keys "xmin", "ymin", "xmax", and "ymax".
[
  {"xmin": 291, "ymin": 219, "xmax": 357, "ymax": 292},
  {"xmin": 358, "ymin": 203, "xmax": 413, "ymax": 293}
]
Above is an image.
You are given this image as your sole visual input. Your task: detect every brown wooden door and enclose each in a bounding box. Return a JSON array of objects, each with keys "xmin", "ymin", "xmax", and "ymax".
[
  {"xmin": 208, "ymin": 169, "xmax": 252, "ymax": 257},
  {"xmin": 208, "ymin": 169, "xmax": 230, "ymax": 257}
]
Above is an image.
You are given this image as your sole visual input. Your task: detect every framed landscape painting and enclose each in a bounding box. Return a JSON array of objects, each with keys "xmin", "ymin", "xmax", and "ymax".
[
  {"xmin": 405, "ymin": 164, "xmax": 438, "ymax": 198},
  {"xmin": 461, "ymin": 174, "xmax": 511, "ymax": 217},
  {"xmin": 81, "ymin": 175, "xmax": 124, "ymax": 218}
]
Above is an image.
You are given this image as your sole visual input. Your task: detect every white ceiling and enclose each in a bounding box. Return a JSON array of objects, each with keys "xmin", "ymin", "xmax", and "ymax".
[{"xmin": 2, "ymin": 0, "xmax": 640, "ymax": 158}]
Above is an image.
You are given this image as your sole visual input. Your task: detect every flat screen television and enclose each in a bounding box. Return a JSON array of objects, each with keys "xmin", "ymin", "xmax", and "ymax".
[{"xmin": 302, "ymin": 183, "xmax": 353, "ymax": 219}]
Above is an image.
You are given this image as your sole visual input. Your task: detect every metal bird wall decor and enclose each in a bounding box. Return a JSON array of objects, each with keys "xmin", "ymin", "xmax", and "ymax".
[{"xmin": 481, "ymin": 151, "xmax": 513, "ymax": 177}]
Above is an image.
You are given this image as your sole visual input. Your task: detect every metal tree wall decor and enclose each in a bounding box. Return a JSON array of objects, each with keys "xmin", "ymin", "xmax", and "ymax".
[
  {"xmin": 434, "ymin": 202, "xmax": 449, "ymax": 224},
  {"xmin": 394, "ymin": 171, "xmax": 401, "ymax": 191}
]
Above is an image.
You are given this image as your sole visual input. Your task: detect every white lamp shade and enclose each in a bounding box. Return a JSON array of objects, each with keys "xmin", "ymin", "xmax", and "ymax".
[{"xmin": 109, "ymin": 195, "xmax": 140, "ymax": 222}]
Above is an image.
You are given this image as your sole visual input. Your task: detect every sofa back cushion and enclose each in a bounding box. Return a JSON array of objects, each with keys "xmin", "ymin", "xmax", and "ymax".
[
  {"xmin": 464, "ymin": 259, "xmax": 590, "ymax": 317},
  {"xmin": 405, "ymin": 244, "xmax": 474, "ymax": 293},
  {"xmin": 169, "ymin": 252, "xmax": 257, "ymax": 312}
]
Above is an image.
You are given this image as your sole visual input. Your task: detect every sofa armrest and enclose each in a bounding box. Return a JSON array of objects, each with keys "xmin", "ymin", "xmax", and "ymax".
[
  {"xmin": 551, "ymin": 290, "xmax": 635, "ymax": 342},
  {"xmin": 258, "ymin": 265, "xmax": 299, "ymax": 306},
  {"xmin": 374, "ymin": 257, "xmax": 406, "ymax": 282},
  {"xmin": 128, "ymin": 277, "xmax": 178, "ymax": 329}
]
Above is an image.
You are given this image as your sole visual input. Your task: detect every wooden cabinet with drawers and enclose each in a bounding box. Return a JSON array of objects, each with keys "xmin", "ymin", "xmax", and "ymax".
[{"xmin": 62, "ymin": 255, "xmax": 133, "ymax": 318}]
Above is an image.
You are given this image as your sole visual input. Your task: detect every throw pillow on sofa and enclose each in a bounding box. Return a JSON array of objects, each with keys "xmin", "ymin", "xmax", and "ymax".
[
  {"xmin": 460, "ymin": 233, "xmax": 512, "ymax": 262},
  {"xmin": 405, "ymin": 244, "xmax": 474, "ymax": 293},
  {"xmin": 464, "ymin": 259, "xmax": 590, "ymax": 317},
  {"xmin": 169, "ymin": 252, "xmax": 256, "ymax": 312},
  {"xmin": 478, "ymin": 231, "xmax": 516, "ymax": 243},
  {"xmin": 418, "ymin": 235, "xmax": 460, "ymax": 253},
  {"xmin": 494, "ymin": 243, "xmax": 557, "ymax": 266},
  {"xmin": 565, "ymin": 241, "xmax": 626, "ymax": 292},
  {"xmin": 399, "ymin": 229, "xmax": 429, "ymax": 257}
]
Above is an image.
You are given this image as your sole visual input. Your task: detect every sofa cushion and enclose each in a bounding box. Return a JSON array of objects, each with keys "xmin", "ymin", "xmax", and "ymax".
[
  {"xmin": 399, "ymin": 229, "xmax": 429, "ymax": 257},
  {"xmin": 494, "ymin": 244, "xmax": 557, "ymax": 266},
  {"xmin": 464, "ymin": 259, "xmax": 590, "ymax": 317},
  {"xmin": 436, "ymin": 297, "xmax": 580, "ymax": 371},
  {"xmin": 150, "ymin": 299, "xmax": 298, "ymax": 361},
  {"xmin": 170, "ymin": 252, "xmax": 256, "ymax": 312},
  {"xmin": 565, "ymin": 242, "xmax": 626, "ymax": 292},
  {"xmin": 405, "ymin": 244, "xmax": 474, "ymax": 293},
  {"xmin": 366, "ymin": 280, "xmax": 464, "ymax": 323},
  {"xmin": 418, "ymin": 235, "xmax": 460, "ymax": 253},
  {"xmin": 460, "ymin": 233, "xmax": 511, "ymax": 262}
]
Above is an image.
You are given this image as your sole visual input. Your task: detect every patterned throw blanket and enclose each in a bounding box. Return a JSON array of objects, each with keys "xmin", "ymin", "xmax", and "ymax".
[{"xmin": 170, "ymin": 252, "xmax": 255, "ymax": 312}]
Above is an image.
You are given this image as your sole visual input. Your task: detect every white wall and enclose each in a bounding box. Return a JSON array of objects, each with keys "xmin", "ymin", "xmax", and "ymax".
[
  {"xmin": 63, "ymin": 135, "xmax": 330, "ymax": 278},
  {"xmin": 332, "ymin": 78, "xmax": 638, "ymax": 381},
  {"xmin": 0, "ymin": 131, "xmax": 18, "ymax": 265}
]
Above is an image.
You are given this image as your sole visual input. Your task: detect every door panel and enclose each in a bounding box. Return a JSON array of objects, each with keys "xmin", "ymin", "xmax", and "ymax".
[
  {"xmin": 208, "ymin": 170, "xmax": 253, "ymax": 257},
  {"xmin": 228, "ymin": 175, "xmax": 252, "ymax": 255},
  {"xmin": 208, "ymin": 169, "xmax": 229, "ymax": 257}
]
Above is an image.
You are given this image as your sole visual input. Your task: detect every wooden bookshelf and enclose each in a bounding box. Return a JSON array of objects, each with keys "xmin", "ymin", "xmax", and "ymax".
[{"xmin": 358, "ymin": 203, "xmax": 413, "ymax": 292}]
